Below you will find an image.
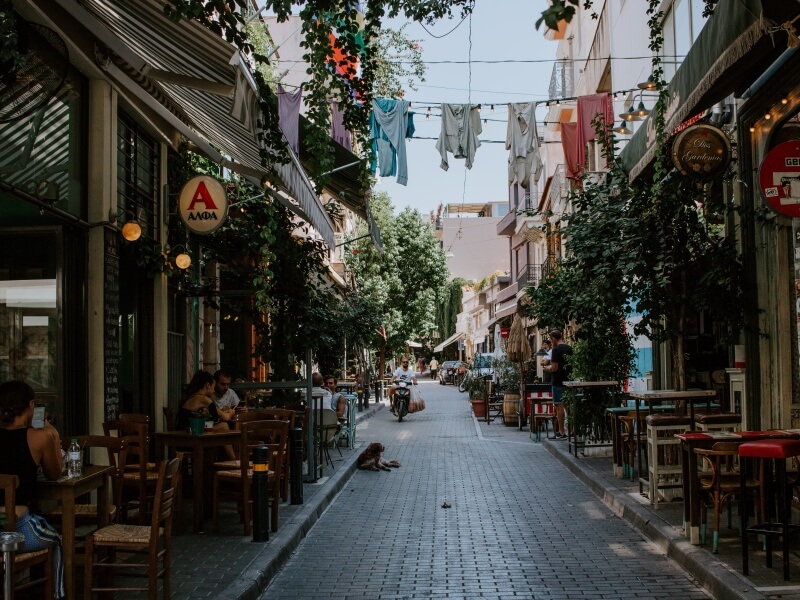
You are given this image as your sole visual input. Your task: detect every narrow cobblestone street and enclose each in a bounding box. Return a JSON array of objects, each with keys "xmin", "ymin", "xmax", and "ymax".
[{"xmin": 261, "ymin": 380, "xmax": 712, "ymax": 599}]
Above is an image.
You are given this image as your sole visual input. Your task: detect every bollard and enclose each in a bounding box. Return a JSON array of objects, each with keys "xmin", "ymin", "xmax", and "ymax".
[
  {"xmin": 1, "ymin": 532, "xmax": 24, "ymax": 600},
  {"xmin": 289, "ymin": 427, "xmax": 304, "ymax": 505},
  {"xmin": 252, "ymin": 445, "xmax": 270, "ymax": 542}
]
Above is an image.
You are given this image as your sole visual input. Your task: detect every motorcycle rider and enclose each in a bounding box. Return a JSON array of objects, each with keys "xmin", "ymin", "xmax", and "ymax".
[{"xmin": 389, "ymin": 356, "xmax": 417, "ymax": 415}]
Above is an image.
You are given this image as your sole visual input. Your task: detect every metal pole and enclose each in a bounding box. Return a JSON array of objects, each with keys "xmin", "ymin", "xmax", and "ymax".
[
  {"xmin": 1, "ymin": 532, "xmax": 24, "ymax": 600},
  {"xmin": 290, "ymin": 427, "xmax": 304, "ymax": 504},
  {"xmin": 252, "ymin": 446, "xmax": 270, "ymax": 542},
  {"xmin": 305, "ymin": 349, "xmax": 316, "ymax": 482}
]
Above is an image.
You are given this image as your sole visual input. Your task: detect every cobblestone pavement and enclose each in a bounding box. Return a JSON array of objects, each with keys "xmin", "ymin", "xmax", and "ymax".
[{"xmin": 261, "ymin": 381, "xmax": 712, "ymax": 599}]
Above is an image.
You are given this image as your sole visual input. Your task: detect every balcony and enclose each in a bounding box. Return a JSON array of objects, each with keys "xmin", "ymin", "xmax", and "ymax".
[
  {"xmin": 549, "ymin": 60, "xmax": 574, "ymax": 101},
  {"xmin": 517, "ymin": 258, "xmax": 557, "ymax": 289}
]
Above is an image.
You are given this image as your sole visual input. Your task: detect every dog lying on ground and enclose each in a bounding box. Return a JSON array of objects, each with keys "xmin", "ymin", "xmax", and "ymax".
[{"xmin": 357, "ymin": 442, "xmax": 401, "ymax": 471}]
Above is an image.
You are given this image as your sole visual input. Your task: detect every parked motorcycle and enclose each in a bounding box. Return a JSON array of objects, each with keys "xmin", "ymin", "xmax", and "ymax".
[{"xmin": 392, "ymin": 381, "xmax": 412, "ymax": 422}]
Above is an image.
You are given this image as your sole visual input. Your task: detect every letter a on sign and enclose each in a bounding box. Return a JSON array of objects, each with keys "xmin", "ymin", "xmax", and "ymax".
[
  {"xmin": 187, "ymin": 182, "xmax": 219, "ymax": 211},
  {"xmin": 179, "ymin": 175, "xmax": 229, "ymax": 235}
]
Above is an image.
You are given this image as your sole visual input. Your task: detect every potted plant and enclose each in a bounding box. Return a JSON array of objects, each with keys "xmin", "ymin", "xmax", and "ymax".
[
  {"xmin": 494, "ymin": 357, "xmax": 521, "ymax": 426},
  {"xmin": 467, "ymin": 376, "xmax": 488, "ymax": 418},
  {"xmin": 188, "ymin": 407, "xmax": 209, "ymax": 435}
]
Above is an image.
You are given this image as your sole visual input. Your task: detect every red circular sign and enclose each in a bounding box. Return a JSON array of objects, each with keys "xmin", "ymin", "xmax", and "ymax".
[
  {"xmin": 500, "ymin": 327, "xmax": 509, "ymax": 339},
  {"xmin": 759, "ymin": 141, "xmax": 800, "ymax": 218}
]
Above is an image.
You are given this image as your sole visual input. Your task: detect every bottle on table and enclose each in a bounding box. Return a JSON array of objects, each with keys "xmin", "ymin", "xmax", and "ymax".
[{"xmin": 67, "ymin": 438, "xmax": 82, "ymax": 479}]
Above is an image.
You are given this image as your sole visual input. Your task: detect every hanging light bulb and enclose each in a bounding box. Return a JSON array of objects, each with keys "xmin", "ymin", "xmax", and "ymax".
[
  {"xmin": 425, "ymin": 113, "xmax": 430, "ymax": 121},
  {"xmin": 618, "ymin": 105, "xmax": 641, "ymax": 122},
  {"xmin": 490, "ymin": 104, "xmax": 495, "ymax": 113},
  {"xmin": 765, "ymin": 112, "xmax": 772, "ymax": 120},
  {"xmin": 782, "ymin": 98, "xmax": 788, "ymax": 105},
  {"xmin": 426, "ymin": 106, "xmax": 431, "ymax": 116},
  {"xmin": 483, "ymin": 119, "xmax": 488, "ymax": 125},
  {"xmin": 174, "ymin": 252, "xmax": 192, "ymax": 270},
  {"xmin": 637, "ymin": 74, "xmax": 657, "ymax": 91},
  {"xmin": 477, "ymin": 104, "xmax": 482, "ymax": 112},
  {"xmin": 613, "ymin": 121, "xmax": 632, "ymax": 135},
  {"xmin": 749, "ymin": 125, "xmax": 755, "ymax": 133},
  {"xmin": 555, "ymin": 99, "xmax": 561, "ymax": 107},
  {"xmin": 121, "ymin": 220, "xmax": 142, "ymax": 242},
  {"xmin": 545, "ymin": 101, "xmax": 550, "ymax": 108}
]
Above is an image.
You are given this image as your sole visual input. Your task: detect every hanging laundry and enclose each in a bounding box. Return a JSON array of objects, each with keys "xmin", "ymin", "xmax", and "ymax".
[
  {"xmin": 278, "ymin": 85, "xmax": 302, "ymax": 155},
  {"xmin": 436, "ymin": 104, "xmax": 482, "ymax": 171},
  {"xmin": 330, "ymin": 101, "xmax": 352, "ymax": 151},
  {"xmin": 576, "ymin": 93, "xmax": 614, "ymax": 147},
  {"xmin": 370, "ymin": 98, "xmax": 412, "ymax": 185},
  {"xmin": 561, "ymin": 122, "xmax": 582, "ymax": 180},
  {"xmin": 506, "ymin": 102, "xmax": 542, "ymax": 188}
]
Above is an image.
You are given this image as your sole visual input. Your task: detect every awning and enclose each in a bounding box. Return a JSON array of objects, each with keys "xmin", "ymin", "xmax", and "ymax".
[
  {"xmin": 406, "ymin": 340, "xmax": 423, "ymax": 348},
  {"xmin": 434, "ymin": 331, "xmax": 464, "ymax": 353},
  {"xmin": 56, "ymin": 0, "xmax": 334, "ymax": 247},
  {"xmin": 620, "ymin": 0, "xmax": 800, "ymax": 181}
]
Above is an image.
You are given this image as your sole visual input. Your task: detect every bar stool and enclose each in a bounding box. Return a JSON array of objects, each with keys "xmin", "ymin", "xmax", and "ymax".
[
  {"xmin": 695, "ymin": 413, "xmax": 741, "ymax": 433},
  {"xmin": 646, "ymin": 415, "xmax": 692, "ymax": 508},
  {"xmin": 739, "ymin": 439, "xmax": 800, "ymax": 580}
]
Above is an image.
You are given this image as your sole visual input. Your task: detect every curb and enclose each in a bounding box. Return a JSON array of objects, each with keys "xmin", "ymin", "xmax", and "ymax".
[
  {"xmin": 222, "ymin": 402, "xmax": 386, "ymax": 600},
  {"xmin": 542, "ymin": 441, "xmax": 767, "ymax": 600}
]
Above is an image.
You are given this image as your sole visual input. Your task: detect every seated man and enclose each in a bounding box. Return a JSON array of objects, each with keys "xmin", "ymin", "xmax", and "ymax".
[
  {"xmin": 212, "ymin": 369, "xmax": 247, "ymax": 413},
  {"xmin": 324, "ymin": 375, "xmax": 347, "ymax": 420},
  {"xmin": 311, "ymin": 372, "xmax": 332, "ymax": 409}
]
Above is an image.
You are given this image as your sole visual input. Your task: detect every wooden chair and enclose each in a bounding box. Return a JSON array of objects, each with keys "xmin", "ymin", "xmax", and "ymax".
[
  {"xmin": 212, "ymin": 420, "xmax": 289, "ymax": 534},
  {"xmin": 83, "ymin": 458, "xmax": 180, "ymax": 600},
  {"xmin": 619, "ymin": 411, "xmax": 648, "ymax": 481},
  {"xmin": 695, "ymin": 441, "xmax": 760, "ymax": 553},
  {"xmin": 45, "ymin": 436, "xmax": 128, "ymax": 526},
  {"xmin": 236, "ymin": 409, "xmax": 295, "ymax": 500},
  {"xmin": 531, "ymin": 400, "xmax": 556, "ymax": 442},
  {"xmin": 103, "ymin": 419, "xmax": 157, "ymax": 524},
  {"xmin": 486, "ymin": 381, "xmax": 504, "ymax": 424},
  {"xmin": 0, "ymin": 475, "xmax": 55, "ymax": 599}
]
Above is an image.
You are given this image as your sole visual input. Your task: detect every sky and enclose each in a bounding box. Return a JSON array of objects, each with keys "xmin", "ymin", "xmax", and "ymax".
[{"xmin": 377, "ymin": 1, "xmax": 558, "ymax": 216}]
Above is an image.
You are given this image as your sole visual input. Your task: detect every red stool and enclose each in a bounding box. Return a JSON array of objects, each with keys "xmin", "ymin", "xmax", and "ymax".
[{"xmin": 739, "ymin": 439, "xmax": 800, "ymax": 580}]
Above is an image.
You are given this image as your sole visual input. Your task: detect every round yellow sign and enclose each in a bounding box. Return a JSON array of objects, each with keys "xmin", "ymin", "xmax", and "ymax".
[{"xmin": 178, "ymin": 175, "xmax": 229, "ymax": 235}]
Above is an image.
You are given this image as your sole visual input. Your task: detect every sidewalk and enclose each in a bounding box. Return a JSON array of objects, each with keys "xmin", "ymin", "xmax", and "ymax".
[
  {"xmin": 160, "ymin": 400, "xmax": 387, "ymax": 600},
  {"xmin": 475, "ymin": 411, "xmax": 800, "ymax": 600}
]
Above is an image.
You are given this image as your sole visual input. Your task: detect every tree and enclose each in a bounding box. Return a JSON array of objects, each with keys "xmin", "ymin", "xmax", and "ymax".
[
  {"xmin": 371, "ymin": 25, "xmax": 426, "ymax": 98},
  {"xmin": 346, "ymin": 191, "xmax": 449, "ymax": 362}
]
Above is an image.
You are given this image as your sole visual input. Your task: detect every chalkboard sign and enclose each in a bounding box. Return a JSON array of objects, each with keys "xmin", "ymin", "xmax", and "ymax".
[{"xmin": 104, "ymin": 228, "xmax": 120, "ymax": 421}]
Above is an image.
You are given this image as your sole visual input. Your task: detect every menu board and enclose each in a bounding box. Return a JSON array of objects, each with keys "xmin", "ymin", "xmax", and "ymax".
[{"xmin": 104, "ymin": 228, "xmax": 120, "ymax": 421}]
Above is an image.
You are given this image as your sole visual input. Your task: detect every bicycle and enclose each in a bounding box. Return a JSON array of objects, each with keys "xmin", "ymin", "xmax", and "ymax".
[{"xmin": 457, "ymin": 369, "xmax": 473, "ymax": 393}]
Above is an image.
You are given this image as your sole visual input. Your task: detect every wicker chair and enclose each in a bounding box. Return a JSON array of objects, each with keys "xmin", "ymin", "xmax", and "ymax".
[
  {"xmin": 0, "ymin": 474, "xmax": 54, "ymax": 599},
  {"xmin": 212, "ymin": 420, "xmax": 289, "ymax": 534},
  {"xmin": 83, "ymin": 458, "xmax": 181, "ymax": 599}
]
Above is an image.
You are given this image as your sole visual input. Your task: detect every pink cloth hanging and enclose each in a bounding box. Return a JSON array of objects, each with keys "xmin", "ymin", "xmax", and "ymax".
[
  {"xmin": 278, "ymin": 84, "xmax": 302, "ymax": 155},
  {"xmin": 560, "ymin": 122, "xmax": 582, "ymax": 180},
  {"xmin": 576, "ymin": 93, "xmax": 613, "ymax": 153}
]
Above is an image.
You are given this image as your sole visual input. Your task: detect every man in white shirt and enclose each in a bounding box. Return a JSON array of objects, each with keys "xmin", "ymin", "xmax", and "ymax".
[
  {"xmin": 389, "ymin": 357, "xmax": 417, "ymax": 414},
  {"xmin": 311, "ymin": 372, "xmax": 333, "ymax": 409},
  {"xmin": 323, "ymin": 375, "xmax": 347, "ymax": 419},
  {"xmin": 212, "ymin": 370, "xmax": 246, "ymax": 412}
]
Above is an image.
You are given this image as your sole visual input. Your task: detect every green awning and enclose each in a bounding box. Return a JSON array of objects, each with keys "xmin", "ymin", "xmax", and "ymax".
[{"xmin": 620, "ymin": 0, "xmax": 800, "ymax": 181}]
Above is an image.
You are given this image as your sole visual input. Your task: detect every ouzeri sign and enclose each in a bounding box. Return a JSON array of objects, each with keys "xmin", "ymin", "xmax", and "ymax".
[{"xmin": 179, "ymin": 175, "xmax": 229, "ymax": 234}]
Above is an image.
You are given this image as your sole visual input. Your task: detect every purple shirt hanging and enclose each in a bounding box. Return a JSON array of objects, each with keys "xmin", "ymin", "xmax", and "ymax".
[
  {"xmin": 330, "ymin": 101, "xmax": 352, "ymax": 151},
  {"xmin": 278, "ymin": 85, "xmax": 302, "ymax": 155}
]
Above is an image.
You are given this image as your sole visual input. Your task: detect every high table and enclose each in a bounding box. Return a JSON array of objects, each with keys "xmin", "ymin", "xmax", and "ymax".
[
  {"xmin": 36, "ymin": 465, "xmax": 112, "ymax": 600},
  {"xmin": 606, "ymin": 405, "xmax": 675, "ymax": 478},
  {"xmin": 563, "ymin": 381, "xmax": 621, "ymax": 457},
  {"xmin": 156, "ymin": 430, "xmax": 240, "ymax": 533},
  {"xmin": 675, "ymin": 429, "xmax": 800, "ymax": 544}
]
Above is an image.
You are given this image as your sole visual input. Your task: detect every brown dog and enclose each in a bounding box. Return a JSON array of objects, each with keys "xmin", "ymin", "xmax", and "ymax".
[{"xmin": 357, "ymin": 442, "xmax": 401, "ymax": 471}]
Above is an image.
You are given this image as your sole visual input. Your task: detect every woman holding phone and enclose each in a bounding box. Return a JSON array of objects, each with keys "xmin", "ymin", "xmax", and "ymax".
[{"xmin": 0, "ymin": 380, "xmax": 65, "ymax": 598}]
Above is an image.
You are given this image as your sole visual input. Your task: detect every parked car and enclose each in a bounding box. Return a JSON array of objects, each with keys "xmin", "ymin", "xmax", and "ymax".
[{"xmin": 438, "ymin": 361, "xmax": 465, "ymax": 385}]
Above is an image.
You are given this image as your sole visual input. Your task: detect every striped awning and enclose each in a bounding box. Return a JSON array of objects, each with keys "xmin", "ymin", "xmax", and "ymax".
[
  {"xmin": 433, "ymin": 331, "xmax": 464, "ymax": 354},
  {"xmin": 57, "ymin": 0, "xmax": 334, "ymax": 247}
]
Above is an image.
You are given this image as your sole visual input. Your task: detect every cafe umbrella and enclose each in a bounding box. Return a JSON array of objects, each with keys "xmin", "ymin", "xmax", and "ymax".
[{"xmin": 505, "ymin": 313, "xmax": 531, "ymax": 430}]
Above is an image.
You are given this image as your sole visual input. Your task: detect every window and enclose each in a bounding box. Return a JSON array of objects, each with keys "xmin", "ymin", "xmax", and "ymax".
[
  {"xmin": 117, "ymin": 114, "xmax": 161, "ymax": 241},
  {"xmin": 662, "ymin": 0, "xmax": 708, "ymax": 81}
]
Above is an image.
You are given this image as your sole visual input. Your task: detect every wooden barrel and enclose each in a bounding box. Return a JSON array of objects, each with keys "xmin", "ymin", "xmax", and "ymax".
[{"xmin": 503, "ymin": 393, "xmax": 520, "ymax": 426}]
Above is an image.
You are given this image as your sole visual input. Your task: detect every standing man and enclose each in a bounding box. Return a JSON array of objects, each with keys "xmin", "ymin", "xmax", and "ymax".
[
  {"xmin": 543, "ymin": 330, "xmax": 572, "ymax": 440},
  {"xmin": 212, "ymin": 369, "xmax": 247, "ymax": 413},
  {"xmin": 428, "ymin": 356, "xmax": 439, "ymax": 380},
  {"xmin": 538, "ymin": 339, "xmax": 553, "ymax": 384}
]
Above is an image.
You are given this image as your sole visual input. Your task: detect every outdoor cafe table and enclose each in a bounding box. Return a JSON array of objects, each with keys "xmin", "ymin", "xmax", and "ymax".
[
  {"xmin": 36, "ymin": 464, "xmax": 113, "ymax": 600},
  {"xmin": 156, "ymin": 430, "xmax": 240, "ymax": 533},
  {"xmin": 563, "ymin": 381, "xmax": 620, "ymax": 457},
  {"xmin": 675, "ymin": 429, "xmax": 800, "ymax": 545}
]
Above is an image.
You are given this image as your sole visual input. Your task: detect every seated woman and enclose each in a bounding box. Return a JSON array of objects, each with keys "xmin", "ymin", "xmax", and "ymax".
[
  {"xmin": 175, "ymin": 370, "xmax": 236, "ymax": 459},
  {"xmin": 0, "ymin": 380, "xmax": 65, "ymax": 598}
]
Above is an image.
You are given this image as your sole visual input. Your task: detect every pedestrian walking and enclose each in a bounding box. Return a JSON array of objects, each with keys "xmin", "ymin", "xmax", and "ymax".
[
  {"xmin": 428, "ymin": 356, "xmax": 439, "ymax": 380},
  {"xmin": 417, "ymin": 356, "xmax": 425, "ymax": 374}
]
